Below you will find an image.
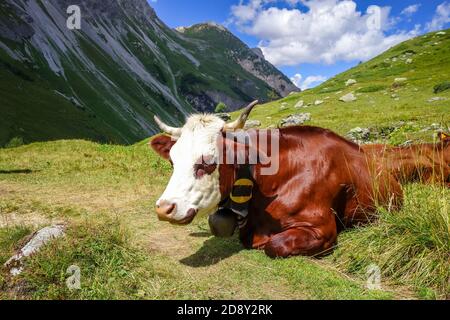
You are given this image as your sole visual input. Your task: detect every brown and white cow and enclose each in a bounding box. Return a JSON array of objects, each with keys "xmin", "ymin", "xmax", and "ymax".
[
  {"xmin": 151, "ymin": 102, "xmax": 403, "ymax": 258},
  {"xmin": 362, "ymin": 132, "xmax": 450, "ymax": 187}
]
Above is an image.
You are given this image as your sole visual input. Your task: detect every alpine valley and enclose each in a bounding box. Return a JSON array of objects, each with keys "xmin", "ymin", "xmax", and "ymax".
[{"xmin": 0, "ymin": 0, "xmax": 298, "ymax": 145}]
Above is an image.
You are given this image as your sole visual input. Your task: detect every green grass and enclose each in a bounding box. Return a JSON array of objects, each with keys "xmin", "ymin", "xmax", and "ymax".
[
  {"xmin": 1, "ymin": 29, "xmax": 449, "ymax": 300},
  {"xmin": 0, "ymin": 140, "xmax": 397, "ymax": 300},
  {"xmin": 333, "ymin": 185, "xmax": 449, "ymax": 299},
  {"xmin": 231, "ymin": 29, "xmax": 450, "ymax": 142},
  {"xmin": 0, "ymin": 138, "xmax": 448, "ymax": 299}
]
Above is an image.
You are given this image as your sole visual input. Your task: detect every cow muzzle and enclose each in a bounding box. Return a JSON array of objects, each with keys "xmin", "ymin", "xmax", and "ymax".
[{"xmin": 155, "ymin": 200, "xmax": 198, "ymax": 225}]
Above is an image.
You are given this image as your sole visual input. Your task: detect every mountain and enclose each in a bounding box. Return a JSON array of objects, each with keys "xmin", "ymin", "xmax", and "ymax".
[
  {"xmin": 176, "ymin": 22, "xmax": 299, "ymax": 110},
  {"xmin": 236, "ymin": 29, "xmax": 450, "ymax": 143},
  {"xmin": 0, "ymin": 0, "xmax": 298, "ymax": 146}
]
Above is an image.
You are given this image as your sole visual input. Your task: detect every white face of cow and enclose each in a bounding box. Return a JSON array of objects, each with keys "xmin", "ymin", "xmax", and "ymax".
[
  {"xmin": 152, "ymin": 101, "xmax": 258, "ymax": 225},
  {"xmin": 155, "ymin": 115, "xmax": 225, "ymax": 224}
]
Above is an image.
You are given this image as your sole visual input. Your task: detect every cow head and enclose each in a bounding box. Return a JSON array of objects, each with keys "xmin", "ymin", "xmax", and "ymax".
[{"xmin": 150, "ymin": 101, "xmax": 258, "ymax": 225}]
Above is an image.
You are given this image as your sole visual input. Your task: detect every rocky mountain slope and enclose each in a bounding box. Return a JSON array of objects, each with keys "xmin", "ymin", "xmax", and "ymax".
[
  {"xmin": 236, "ymin": 29, "xmax": 450, "ymax": 144},
  {"xmin": 0, "ymin": 0, "xmax": 297, "ymax": 146}
]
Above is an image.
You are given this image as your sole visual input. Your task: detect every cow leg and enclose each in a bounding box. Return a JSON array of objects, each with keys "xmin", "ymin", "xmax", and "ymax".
[{"xmin": 264, "ymin": 227, "xmax": 337, "ymax": 258}]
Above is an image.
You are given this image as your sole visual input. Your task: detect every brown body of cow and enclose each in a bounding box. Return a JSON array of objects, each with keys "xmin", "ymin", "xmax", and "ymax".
[
  {"xmin": 152, "ymin": 125, "xmax": 403, "ymax": 258},
  {"xmin": 361, "ymin": 132, "xmax": 450, "ymax": 187}
]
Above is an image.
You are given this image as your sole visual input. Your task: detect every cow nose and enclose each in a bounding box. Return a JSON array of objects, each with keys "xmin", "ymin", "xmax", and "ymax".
[{"xmin": 155, "ymin": 200, "xmax": 176, "ymax": 220}]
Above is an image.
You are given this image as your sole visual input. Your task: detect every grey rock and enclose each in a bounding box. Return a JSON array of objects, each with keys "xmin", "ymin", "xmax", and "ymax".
[
  {"xmin": 280, "ymin": 113, "xmax": 311, "ymax": 127},
  {"xmin": 399, "ymin": 140, "xmax": 413, "ymax": 147},
  {"xmin": 339, "ymin": 93, "xmax": 357, "ymax": 102},
  {"xmin": 394, "ymin": 77, "xmax": 407, "ymax": 83},
  {"xmin": 294, "ymin": 100, "xmax": 304, "ymax": 108},
  {"xmin": 251, "ymin": 47, "xmax": 265, "ymax": 59},
  {"xmin": 428, "ymin": 97, "xmax": 448, "ymax": 102},
  {"xmin": 345, "ymin": 79, "xmax": 357, "ymax": 86},
  {"xmin": 244, "ymin": 120, "xmax": 261, "ymax": 129},
  {"xmin": 4, "ymin": 225, "xmax": 66, "ymax": 276},
  {"xmin": 346, "ymin": 127, "xmax": 371, "ymax": 143},
  {"xmin": 314, "ymin": 100, "xmax": 324, "ymax": 106}
]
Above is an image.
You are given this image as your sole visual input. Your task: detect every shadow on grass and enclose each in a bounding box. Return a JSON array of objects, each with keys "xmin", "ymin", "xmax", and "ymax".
[
  {"xmin": 0, "ymin": 169, "xmax": 34, "ymax": 174},
  {"xmin": 180, "ymin": 235, "xmax": 243, "ymax": 267},
  {"xmin": 189, "ymin": 232, "xmax": 211, "ymax": 238}
]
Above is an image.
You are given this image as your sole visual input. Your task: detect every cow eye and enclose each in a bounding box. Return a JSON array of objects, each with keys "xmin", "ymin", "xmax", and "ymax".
[{"xmin": 194, "ymin": 156, "xmax": 217, "ymax": 179}]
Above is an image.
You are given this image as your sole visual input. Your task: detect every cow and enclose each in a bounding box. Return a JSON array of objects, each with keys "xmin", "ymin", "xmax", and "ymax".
[
  {"xmin": 361, "ymin": 132, "xmax": 450, "ymax": 187},
  {"xmin": 150, "ymin": 102, "xmax": 403, "ymax": 258}
]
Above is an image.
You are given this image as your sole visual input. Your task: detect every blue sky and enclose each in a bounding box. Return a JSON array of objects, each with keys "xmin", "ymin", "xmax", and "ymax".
[{"xmin": 149, "ymin": 0, "xmax": 450, "ymax": 90}]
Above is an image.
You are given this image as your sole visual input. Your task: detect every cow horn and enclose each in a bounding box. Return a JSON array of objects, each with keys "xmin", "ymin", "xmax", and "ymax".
[
  {"xmin": 154, "ymin": 116, "xmax": 182, "ymax": 137},
  {"xmin": 223, "ymin": 100, "xmax": 259, "ymax": 131}
]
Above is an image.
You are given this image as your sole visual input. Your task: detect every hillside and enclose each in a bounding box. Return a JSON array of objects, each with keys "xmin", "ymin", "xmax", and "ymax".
[
  {"xmin": 235, "ymin": 29, "xmax": 450, "ymax": 143},
  {"xmin": 0, "ymin": 0, "xmax": 297, "ymax": 146},
  {"xmin": 1, "ymin": 16, "xmax": 449, "ymax": 301},
  {"xmin": 0, "ymin": 140, "xmax": 448, "ymax": 299}
]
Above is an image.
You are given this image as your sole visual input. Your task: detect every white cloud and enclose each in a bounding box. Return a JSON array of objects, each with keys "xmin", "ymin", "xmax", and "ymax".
[
  {"xmin": 230, "ymin": 0, "xmax": 417, "ymax": 66},
  {"xmin": 290, "ymin": 73, "xmax": 327, "ymax": 90},
  {"xmin": 401, "ymin": 4, "xmax": 421, "ymax": 17},
  {"xmin": 426, "ymin": 2, "xmax": 450, "ymax": 31}
]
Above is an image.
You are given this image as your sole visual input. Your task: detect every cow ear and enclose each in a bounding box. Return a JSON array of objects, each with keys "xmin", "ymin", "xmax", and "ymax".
[
  {"xmin": 438, "ymin": 132, "xmax": 450, "ymax": 144},
  {"xmin": 150, "ymin": 135, "xmax": 176, "ymax": 160}
]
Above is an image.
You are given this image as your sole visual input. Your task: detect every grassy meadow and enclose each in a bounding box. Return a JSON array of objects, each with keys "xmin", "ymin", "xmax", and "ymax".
[
  {"xmin": 0, "ymin": 139, "xmax": 448, "ymax": 300},
  {"xmin": 0, "ymin": 30, "xmax": 449, "ymax": 300}
]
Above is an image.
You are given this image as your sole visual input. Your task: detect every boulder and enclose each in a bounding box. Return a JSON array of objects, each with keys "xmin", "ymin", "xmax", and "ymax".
[
  {"xmin": 244, "ymin": 120, "xmax": 261, "ymax": 129},
  {"xmin": 345, "ymin": 79, "xmax": 357, "ymax": 86},
  {"xmin": 339, "ymin": 93, "xmax": 357, "ymax": 102},
  {"xmin": 294, "ymin": 100, "xmax": 304, "ymax": 109},
  {"xmin": 4, "ymin": 225, "xmax": 66, "ymax": 276},
  {"xmin": 346, "ymin": 127, "xmax": 371, "ymax": 143},
  {"xmin": 280, "ymin": 113, "xmax": 311, "ymax": 127}
]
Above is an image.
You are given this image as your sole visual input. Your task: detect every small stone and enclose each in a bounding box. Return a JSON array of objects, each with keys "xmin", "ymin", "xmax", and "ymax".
[
  {"xmin": 394, "ymin": 77, "xmax": 407, "ymax": 83},
  {"xmin": 346, "ymin": 127, "xmax": 371, "ymax": 143},
  {"xmin": 294, "ymin": 100, "xmax": 304, "ymax": 108},
  {"xmin": 428, "ymin": 97, "xmax": 448, "ymax": 102},
  {"xmin": 280, "ymin": 113, "xmax": 311, "ymax": 127},
  {"xmin": 345, "ymin": 79, "xmax": 357, "ymax": 86},
  {"xmin": 406, "ymin": 59, "xmax": 413, "ymax": 64},
  {"xmin": 314, "ymin": 100, "xmax": 324, "ymax": 106},
  {"xmin": 244, "ymin": 120, "xmax": 261, "ymax": 129}
]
